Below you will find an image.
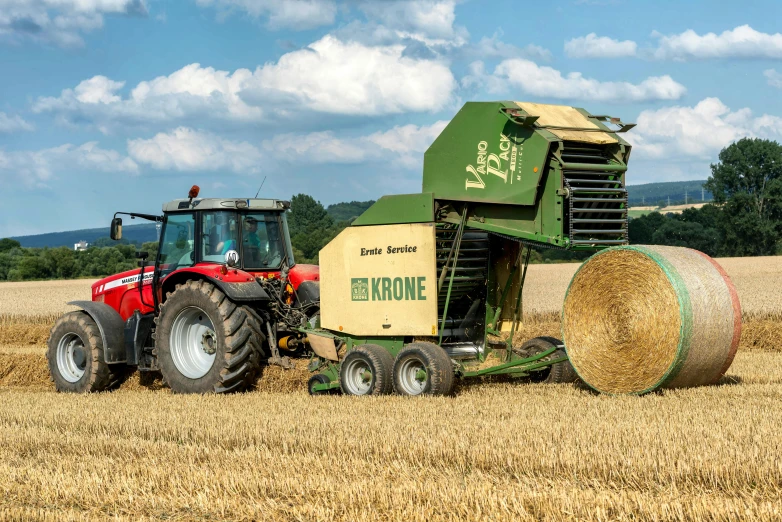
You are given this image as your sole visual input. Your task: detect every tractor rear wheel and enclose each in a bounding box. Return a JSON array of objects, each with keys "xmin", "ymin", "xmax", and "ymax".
[
  {"xmin": 515, "ymin": 336, "xmax": 579, "ymax": 384},
  {"xmin": 339, "ymin": 344, "xmax": 394, "ymax": 396},
  {"xmin": 156, "ymin": 279, "xmax": 261, "ymax": 394},
  {"xmin": 393, "ymin": 342, "xmax": 454, "ymax": 396},
  {"xmin": 47, "ymin": 311, "xmax": 118, "ymax": 393}
]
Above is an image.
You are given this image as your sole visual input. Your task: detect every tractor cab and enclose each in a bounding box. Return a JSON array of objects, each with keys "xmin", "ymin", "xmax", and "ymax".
[{"xmin": 156, "ymin": 197, "xmax": 295, "ymax": 277}]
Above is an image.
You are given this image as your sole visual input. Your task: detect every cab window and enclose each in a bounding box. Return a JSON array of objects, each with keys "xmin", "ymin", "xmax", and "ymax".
[
  {"xmin": 201, "ymin": 212, "xmax": 239, "ymax": 263},
  {"xmin": 158, "ymin": 212, "xmax": 195, "ymax": 277},
  {"xmin": 241, "ymin": 213, "xmax": 285, "ymax": 270}
]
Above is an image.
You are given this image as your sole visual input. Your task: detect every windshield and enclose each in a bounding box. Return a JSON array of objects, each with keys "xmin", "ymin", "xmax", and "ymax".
[
  {"xmin": 241, "ymin": 213, "xmax": 285, "ymax": 270},
  {"xmin": 158, "ymin": 212, "xmax": 195, "ymax": 277}
]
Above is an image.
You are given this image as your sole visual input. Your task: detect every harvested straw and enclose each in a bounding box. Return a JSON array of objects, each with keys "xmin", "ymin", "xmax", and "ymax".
[{"xmin": 562, "ymin": 245, "xmax": 741, "ymax": 394}]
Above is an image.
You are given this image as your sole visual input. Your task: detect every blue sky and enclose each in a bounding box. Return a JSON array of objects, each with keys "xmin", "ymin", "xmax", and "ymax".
[{"xmin": 2, "ymin": 0, "xmax": 782, "ymax": 236}]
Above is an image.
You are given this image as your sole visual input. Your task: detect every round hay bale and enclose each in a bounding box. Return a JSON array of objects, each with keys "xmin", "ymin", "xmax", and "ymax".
[{"xmin": 562, "ymin": 245, "xmax": 741, "ymax": 394}]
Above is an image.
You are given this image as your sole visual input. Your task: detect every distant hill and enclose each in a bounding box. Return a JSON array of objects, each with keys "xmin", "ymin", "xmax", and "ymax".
[
  {"xmin": 10, "ymin": 200, "xmax": 379, "ymax": 249},
  {"xmin": 12, "ymin": 223, "xmax": 158, "ymax": 248},
  {"xmin": 626, "ymin": 180, "xmax": 711, "ymax": 206},
  {"xmin": 326, "ymin": 200, "xmax": 375, "ymax": 223},
  {"xmin": 10, "ymin": 184, "xmax": 706, "ymax": 249}
]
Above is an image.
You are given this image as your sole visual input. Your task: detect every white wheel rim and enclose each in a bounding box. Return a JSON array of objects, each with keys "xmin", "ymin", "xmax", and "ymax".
[
  {"xmin": 56, "ymin": 332, "xmax": 86, "ymax": 383},
  {"xmin": 342, "ymin": 357, "xmax": 373, "ymax": 395},
  {"xmin": 170, "ymin": 306, "xmax": 217, "ymax": 379},
  {"xmin": 397, "ymin": 357, "xmax": 428, "ymax": 395}
]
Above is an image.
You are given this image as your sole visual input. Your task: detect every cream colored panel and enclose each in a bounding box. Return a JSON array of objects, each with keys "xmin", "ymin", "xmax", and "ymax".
[
  {"xmin": 320, "ymin": 223, "xmax": 438, "ymax": 336},
  {"xmin": 514, "ymin": 102, "xmax": 617, "ymax": 145},
  {"xmin": 308, "ymin": 334, "xmax": 339, "ymax": 361}
]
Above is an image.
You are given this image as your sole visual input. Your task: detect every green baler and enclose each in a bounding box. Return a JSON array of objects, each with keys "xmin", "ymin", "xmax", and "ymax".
[{"xmin": 304, "ymin": 101, "xmax": 635, "ymax": 396}]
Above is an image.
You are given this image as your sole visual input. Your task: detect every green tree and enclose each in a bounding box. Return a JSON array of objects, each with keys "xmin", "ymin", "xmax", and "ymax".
[
  {"xmin": 628, "ymin": 212, "xmax": 667, "ymax": 244},
  {"xmin": 288, "ymin": 194, "xmax": 337, "ymax": 264},
  {"xmin": 705, "ymin": 138, "xmax": 782, "ymax": 256},
  {"xmin": 0, "ymin": 238, "xmax": 21, "ymax": 253},
  {"xmin": 651, "ymin": 220, "xmax": 721, "ymax": 257}
]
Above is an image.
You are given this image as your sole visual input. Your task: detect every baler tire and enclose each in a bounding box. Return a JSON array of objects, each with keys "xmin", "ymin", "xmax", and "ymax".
[
  {"xmin": 393, "ymin": 342, "xmax": 454, "ymax": 396},
  {"xmin": 308, "ymin": 373, "xmax": 334, "ymax": 395},
  {"xmin": 339, "ymin": 344, "xmax": 394, "ymax": 396},
  {"xmin": 155, "ymin": 279, "xmax": 261, "ymax": 394},
  {"xmin": 515, "ymin": 336, "xmax": 579, "ymax": 384},
  {"xmin": 47, "ymin": 311, "xmax": 113, "ymax": 393}
]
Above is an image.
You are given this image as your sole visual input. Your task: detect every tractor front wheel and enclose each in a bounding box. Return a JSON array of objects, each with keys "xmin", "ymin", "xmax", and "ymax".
[
  {"xmin": 156, "ymin": 279, "xmax": 261, "ymax": 394},
  {"xmin": 47, "ymin": 311, "xmax": 118, "ymax": 393}
]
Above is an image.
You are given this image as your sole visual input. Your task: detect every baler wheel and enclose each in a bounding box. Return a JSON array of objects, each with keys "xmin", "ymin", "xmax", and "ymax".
[
  {"xmin": 515, "ymin": 336, "xmax": 579, "ymax": 384},
  {"xmin": 155, "ymin": 279, "xmax": 261, "ymax": 394},
  {"xmin": 308, "ymin": 374, "xmax": 335, "ymax": 395},
  {"xmin": 339, "ymin": 344, "xmax": 394, "ymax": 396},
  {"xmin": 393, "ymin": 342, "xmax": 454, "ymax": 396},
  {"xmin": 47, "ymin": 311, "xmax": 117, "ymax": 393}
]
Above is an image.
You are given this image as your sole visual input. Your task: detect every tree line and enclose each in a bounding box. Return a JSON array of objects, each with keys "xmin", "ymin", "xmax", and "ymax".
[
  {"xmin": 0, "ymin": 138, "xmax": 780, "ymax": 281},
  {"xmin": 0, "ymin": 195, "xmax": 355, "ymax": 281}
]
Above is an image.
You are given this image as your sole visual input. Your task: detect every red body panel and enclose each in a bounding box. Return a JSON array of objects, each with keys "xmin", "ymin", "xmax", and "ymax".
[
  {"xmin": 92, "ymin": 263, "xmax": 260, "ymax": 321},
  {"xmin": 287, "ymin": 264, "xmax": 320, "ymax": 289},
  {"xmin": 92, "ymin": 267, "xmax": 155, "ymax": 320},
  {"xmin": 92, "ymin": 263, "xmax": 319, "ymax": 322}
]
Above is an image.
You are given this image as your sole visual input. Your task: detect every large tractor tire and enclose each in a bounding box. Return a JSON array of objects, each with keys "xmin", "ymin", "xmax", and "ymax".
[
  {"xmin": 155, "ymin": 279, "xmax": 261, "ymax": 394},
  {"xmin": 515, "ymin": 336, "xmax": 579, "ymax": 384},
  {"xmin": 339, "ymin": 344, "xmax": 394, "ymax": 396},
  {"xmin": 47, "ymin": 311, "xmax": 126, "ymax": 393},
  {"xmin": 393, "ymin": 342, "xmax": 454, "ymax": 396}
]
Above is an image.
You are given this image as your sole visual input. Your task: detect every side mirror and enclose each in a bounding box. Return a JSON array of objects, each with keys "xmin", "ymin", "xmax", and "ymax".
[
  {"xmin": 110, "ymin": 217, "xmax": 123, "ymax": 240},
  {"xmin": 135, "ymin": 251, "xmax": 149, "ymax": 260}
]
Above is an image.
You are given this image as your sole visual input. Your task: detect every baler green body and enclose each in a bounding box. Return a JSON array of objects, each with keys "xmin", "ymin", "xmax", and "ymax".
[
  {"xmin": 355, "ymin": 101, "xmax": 633, "ymax": 249},
  {"xmin": 306, "ymin": 101, "xmax": 635, "ymax": 394}
]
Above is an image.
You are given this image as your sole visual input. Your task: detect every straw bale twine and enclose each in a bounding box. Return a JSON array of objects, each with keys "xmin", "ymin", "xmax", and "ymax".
[{"xmin": 562, "ymin": 245, "xmax": 741, "ymax": 394}]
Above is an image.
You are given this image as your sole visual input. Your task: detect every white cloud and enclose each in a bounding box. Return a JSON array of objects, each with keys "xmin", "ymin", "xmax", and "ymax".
[
  {"xmin": 564, "ymin": 33, "xmax": 637, "ymax": 58},
  {"xmin": 247, "ymin": 35, "xmax": 455, "ymax": 115},
  {"xmin": 472, "ymin": 59, "xmax": 685, "ymax": 103},
  {"xmin": 195, "ymin": 0, "xmax": 336, "ymax": 30},
  {"xmin": 359, "ymin": 0, "xmax": 461, "ymax": 43},
  {"xmin": 127, "ymin": 127, "xmax": 264, "ymax": 173},
  {"xmin": 0, "ymin": 112, "xmax": 34, "ymax": 133},
  {"xmin": 0, "ymin": 0, "xmax": 147, "ymax": 47},
  {"xmin": 263, "ymin": 120, "xmax": 448, "ymax": 168},
  {"xmin": 73, "ymin": 75, "xmax": 125, "ymax": 104},
  {"xmin": 34, "ymin": 35, "xmax": 456, "ymax": 130},
  {"xmin": 34, "ymin": 64, "xmax": 261, "ymax": 128},
  {"xmin": 652, "ymin": 25, "xmax": 782, "ymax": 60},
  {"xmin": 471, "ymin": 31, "xmax": 551, "ymax": 61},
  {"xmin": 0, "ymin": 141, "xmax": 137, "ymax": 187},
  {"xmin": 627, "ymin": 98, "xmax": 782, "ymax": 160},
  {"xmin": 765, "ymin": 69, "xmax": 782, "ymax": 88},
  {"xmin": 125, "ymin": 121, "xmax": 446, "ymax": 176}
]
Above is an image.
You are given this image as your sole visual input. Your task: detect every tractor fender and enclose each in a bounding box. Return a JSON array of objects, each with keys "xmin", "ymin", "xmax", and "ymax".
[
  {"xmin": 161, "ymin": 269, "xmax": 271, "ymax": 303},
  {"xmin": 211, "ymin": 279, "xmax": 271, "ymax": 302},
  {"xmin": 67, "ymin": 301, "xmax": 127, "ymax": 364}
]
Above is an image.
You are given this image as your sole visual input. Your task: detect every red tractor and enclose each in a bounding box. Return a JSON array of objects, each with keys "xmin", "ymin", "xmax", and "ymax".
[{"xmin": 47, "ymin": 187, "xmax": 320, "ymax": 393}]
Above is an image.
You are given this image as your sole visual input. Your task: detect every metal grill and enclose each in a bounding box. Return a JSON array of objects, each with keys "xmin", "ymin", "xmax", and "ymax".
[
  {"xmin": 560, "ymin": 141, "xmax": 628, "ymax": 248},
  {"xmin": 435, "ymin": 225, "xmax": 488, "ymax": 343}
]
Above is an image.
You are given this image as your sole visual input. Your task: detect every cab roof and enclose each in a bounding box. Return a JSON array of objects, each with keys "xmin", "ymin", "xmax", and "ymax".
[{"xmin": 163, "ymin": 198, "xmax": 290, "ymax": 213}]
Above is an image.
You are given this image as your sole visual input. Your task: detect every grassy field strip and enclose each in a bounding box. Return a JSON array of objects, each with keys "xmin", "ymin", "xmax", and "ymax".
[
  {"xmin": 1, "ymin": 256, "xmax": 780, "ymax": 318},
  {"xmin": 0, "ymin": 352, "xmax": 780, "ymax": 521}
]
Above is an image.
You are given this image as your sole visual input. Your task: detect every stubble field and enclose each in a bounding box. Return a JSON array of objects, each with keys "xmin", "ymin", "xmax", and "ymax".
[{"xmin": 1, "ymin": 257, "xmax": 781, "ymax": 521}]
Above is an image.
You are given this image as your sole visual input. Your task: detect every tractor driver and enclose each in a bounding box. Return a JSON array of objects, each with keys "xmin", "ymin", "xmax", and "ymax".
[
  {"xmin": 242, "ymin": 216, "xmax": 264, "ymax": 267},
  {"xmin": 243, "ymin": 215, "xmax": 283, "ymax": 268}
]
